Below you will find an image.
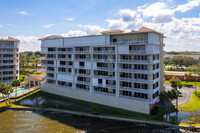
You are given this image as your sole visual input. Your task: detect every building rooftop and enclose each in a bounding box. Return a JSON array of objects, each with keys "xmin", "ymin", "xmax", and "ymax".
[
  {"xmin": 0, "ymin": 37, "xmax": 20, "ymax": 42},
  {"xmin": 39, "ymin": 35, "xmax": 63, "ymax": 40},
  {"xmin": 138, "ymin": 27, "xmax": 154, "ymax": 32},
  {"xmin": 100, "ymin": 29, "xmax": 124, "ymax": 35}
]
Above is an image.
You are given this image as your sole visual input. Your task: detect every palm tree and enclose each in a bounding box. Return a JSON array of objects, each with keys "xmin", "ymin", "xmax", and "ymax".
[
  {"xmin": 0, "ymin": 82, "xmax": 8, "ymax": 105},
  {"xmin": 170, "ymin": 77, "xmax": 182, "ymax": 123},
  {"xmin": 4, "ymin": 85, "xmax": 13, "ymax": 104},
  {"xmin": 35, "ymin": 55, "xmax": 41, "ymax": 71},
  {"xmin": 159, "ymin": 91, "xmax": 169, "ymax": 120},
  {"xmin": 12, "ymin": 79, "xmax": 21, "ymax": 102},
  {"xmin": 188, "ymin": 65, "xmax": 200, "ymax": 94}
]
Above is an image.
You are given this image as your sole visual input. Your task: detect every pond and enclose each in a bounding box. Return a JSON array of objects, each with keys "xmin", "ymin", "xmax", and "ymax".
[{"xmin": 0, "ymin": 110, "xmax": 183, "ymax": 133}]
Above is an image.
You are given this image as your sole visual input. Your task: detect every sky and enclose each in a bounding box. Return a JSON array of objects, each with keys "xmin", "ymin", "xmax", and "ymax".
[{"xmin": 0, "ymin": 0, "xmax": 199, "ymax": 52}]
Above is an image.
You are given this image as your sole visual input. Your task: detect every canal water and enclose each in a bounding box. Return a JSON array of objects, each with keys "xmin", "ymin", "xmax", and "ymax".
[{"xmin": 0, "ymin": 110, "xmax": 183, "ymax": 133}]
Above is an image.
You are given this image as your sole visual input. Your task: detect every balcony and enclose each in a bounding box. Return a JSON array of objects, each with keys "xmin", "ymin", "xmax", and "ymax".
[
  {"xmin": 110, "ymin": 40, "xmax": 148, "ymax": 45},
  {"xmin": 93, "ymin": 59, "xmax": 115, "ymax": 62},
  {"xmin": 94, "ymin": 75, "xmax": 115, "ymax": 80},
  {"xmin": 59, "ymin": 64, "xmax": 73, "ymax": 68},
  {"xmin": 119, "ymin": 86, "xmax": 155, "ymax": 94},
  {"xmin": 76, "ymin": 73, "xmax": 90, "ymax": 77},
  {"xmin": 57, "ymin": 58, "xmax": 72, "ymax": 61},
  {"xmin": 94, "ymin": 91, "xmax": 115, "ymax": 96},
  {"xmin": 0, "ymin": 45, "xmax": 18, "ymax": 48},
  {"xmin": 129, "ymin": 50, "xmax": 160, "ymax": 54},
  {"xmin": 0, "ymin": 57, "xmax": 18, "ymax": 60},
  {"xmin": 75, "ymin": 51, "xmax": 90, "ymax": 54},
  {"xmin": 75, "ymin": 58, "xmax": 90, "ymax": 61},
  {"xmin": 93, "ymin": 50, "xmax": 115, "ymax": 54},
  {"xmin": 0, "ymin": 67, "xmax": 18, "ymax": 71},
  {"xmin": 0, "ymin": 51, "xmax": 18, "ymax": 54},
  {"xmin": 95, "ymin": 67, "xmax": 115, "ymax": 71},
  {"xmin": 57, "ymin": 51, "xmax": 73, "ymax": 54},
  {"xmin": 58, "ymin": 71, "xmax": 72, "ymax": 75},
  {"xmin": 0, "ymin": 74, "xmax": 19, "ymax": 78},
  {"xmin": 41, "ymin": 63, "xmax": 54, "ymax": 67},
  {"xmin": 44, "ymin": 69, "xmax": 55, "ymax": 73},
  {"xmin": 118, "ymin": 59, "xmax": 160, "ymax": 64},
  {"xmin": 76, "ymin": 81, "xmax": 90, "ymax": 85},
  {"xmin": 41, "ymin": 57, "xmax": 56, "ymax": 61},
  {"xmin": 0, "ymin": 63, "xmax": 18, "ymax": 66},
  {"xmin": 119, "ymin": 77, "xmax": 154, "ymax": 84},
  {"xmin": 118, "ymin": 68, "xmax": 157, "ymax": 74},
  {"xmin": 44, "ymin": 76, "xmax": 56, "ymax": 80},
  {"xmin": 57, "ymin": 85, "xmax": 72, "ymax": 89}
]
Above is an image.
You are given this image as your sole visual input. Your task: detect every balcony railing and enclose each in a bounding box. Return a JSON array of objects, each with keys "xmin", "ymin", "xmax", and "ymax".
[
  {"xmin": 57, "ymin": 85, "xmax": 72, "ymax": 89},
  {"xmin": 57, "ymin": 51, "xmax": 73, "ymax": 54},
  {"xmin": 41, "ymin": 57, "xmax": 56, "ymax": 61},
  {"xmin": 94, "ymin": 75, "xmax": 115, "ymax": 80},
  {"xmin": 44, "ymin": 76, "xmax": 56, "ymax": 80},
  {"xmin": 93, "ymin": 50, "xmax": 115, "ymax": 54},
  {"xmin": 76, "ymin": 73, "xmax": 90, "ymax": 77},
  {"xmin": 110, "ymin": 41, "xmax": 148, "ymax": 45},
  {"xmin": 95, "ymin": 67, "xmax": 115, "ymax": 71},
  {"xmin": 129, "ymin": 50, "xmax": 160, "ymax": 54},
  {"xmin": 118, "ymin": 59, "xmax": 151, "ymax": 63},
  {"xmin": 75, "ymin": 58, "xmax": 90, "ymax": 61},
  {"xmin": 118, "ymin": 68, "xmax": 155, "ymax": 74},
  {"xmin": 75, "ymin": 51, "xmax": 90, "ymax": 54},
  {"xmin": 76, "ymin": 81, "xmax": 90, "ymax": 85},
  {"xmin": 0, "ymin": 63, "xmax": 18, "ymax": 66},
  {"xmin": 59, "ymin": 64, "xmax": 73, "ymax": 68},
  {"xmin": 57, "ymin": 58, "xmax": 72, "ymax": 61},
  {"xmin": 58, "ymin": 71, "xmax": 72, "ymax": 75},
  {"xmin": 0, "ymin": 67, "xmax": 18, "ymax": 71},
  {"xmin": 119, "ymin": 77, "xmax": 153, "ymax": 84},
  {"xmin": 0, "ymin": 45, "xmax": 17, "ymax": 48},
  {"xmin": 0, "ymin": 74, "xmax": 19, "ymax": 77},
  {"xmin": 119, "ymin": 95, "xmax": 158, "ymax": 104},
  {"xmin": 0, "ymin": 51, "xmax": 18, "ymax": 54},
  {"xmin": 41, "ymin": 63, "xmax": 54, "ymax": 67},
  {"xmin": 93, "ymin": 59, "xmax": 115, "ymax": 62},
  {"xmin": 0, "ymin": 57, "xmax": 18, "ymax": 60}
]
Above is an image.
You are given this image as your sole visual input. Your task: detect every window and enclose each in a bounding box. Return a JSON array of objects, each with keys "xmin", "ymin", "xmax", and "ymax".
[
  {"xmin": 98, "ymin": 79, "xmax": 102, "ymax": 84},
  {"xmin": 80, "ymin": 62, "xmax": 85, "ymax": 66}
]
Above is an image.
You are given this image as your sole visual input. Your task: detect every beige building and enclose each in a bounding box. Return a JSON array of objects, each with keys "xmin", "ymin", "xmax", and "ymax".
[
  {"xmin": 0, "ymin": 37, "xmax": 19, "ymax": 85},
  {"xmin": 40, "ymin": 27, "xmax": 165, "ymax": 114}
]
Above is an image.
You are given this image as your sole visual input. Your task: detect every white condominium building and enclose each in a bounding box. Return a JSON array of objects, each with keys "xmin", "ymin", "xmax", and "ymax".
[
  {"xmin": 0, "ymin": 37, "xmax": 19, "ymax": 85},
  {"xmin": 40, "ymin": 27, "xmax": 165, "ymax": 114}
]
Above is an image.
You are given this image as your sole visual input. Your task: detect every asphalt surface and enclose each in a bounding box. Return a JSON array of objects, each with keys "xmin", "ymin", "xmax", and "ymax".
[{"xmin": 165, "ymin": 84, "xmax": 200, "ymax": 105}]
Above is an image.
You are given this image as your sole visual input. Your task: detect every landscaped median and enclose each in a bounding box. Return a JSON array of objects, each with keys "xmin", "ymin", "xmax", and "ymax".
[{"xmin": 178, "ymin": 91, "xmax": 200, "ymax": 112}]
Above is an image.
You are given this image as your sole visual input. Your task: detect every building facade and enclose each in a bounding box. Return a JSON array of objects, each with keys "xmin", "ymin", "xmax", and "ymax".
[
  {"xmin": 40, "ymin": 27, "xmax": 165, "ymax": 114},
  {"xmin": 0, "ymin": 37, "xmax": 20, "ymax": 85}
]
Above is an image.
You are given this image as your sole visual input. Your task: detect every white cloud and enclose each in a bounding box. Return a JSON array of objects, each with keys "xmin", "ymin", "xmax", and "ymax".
[
  {"xmin": 61, "ymin": 30, "xmax": 86, "ymax": 37},
  {"xmin": 0, "ymin": 25, "xmax": 2, "ymax": 28},
  {"xmin": 78, "ymin": 24, "xmax": 106, "ymax": 34},
  {"xmin": 43, "ymin": 24, "xmax": 54, "ymax": 28},
  {"xmin": 174, "ymin": 0, "xmax": 200, "ymax": 13},
  {"xmin": 19, "ymin": 11, "xmax": 27, "ymax": 15},
  {"xmin": 64, "ymin": 18, "xmax": 74, "ymax": 21},
  {"xmin": 14, "ymin": 36, "xmax": 40, "ymax": 52},
  {"xmin": 105, "ymin": 9, "xmax": 143, "ymax": 31}
]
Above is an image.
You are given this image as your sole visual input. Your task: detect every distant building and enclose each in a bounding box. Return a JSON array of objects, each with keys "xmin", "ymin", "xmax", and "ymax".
[
  {"xmin": 0, "ymin": 37, "xmax": 19, "ymax": 85},
  {"xmin": 40, "ymin": 27, "xmax": 165, "ymax": 114}
]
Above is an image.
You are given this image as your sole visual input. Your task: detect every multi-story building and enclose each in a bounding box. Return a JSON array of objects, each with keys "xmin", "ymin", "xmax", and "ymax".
[
  {"xmin": 40, "ymin": 27, "xmax": 165, "ymax": 114},
  {"xmin": 0, "ymin": 37, "xmax": 20, "ymax": 85}
]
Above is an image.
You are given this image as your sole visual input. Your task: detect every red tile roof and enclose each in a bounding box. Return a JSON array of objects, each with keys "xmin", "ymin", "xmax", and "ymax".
[
  {"xmin": 7, "ymin": 37, "xmax": 20, "ymax": 42},
  {"xmin": 87, "ymin": 34, "xmax": 96, "ymax": 36},
  {"xmin": 29, "ymin": 73, "xmax": 45, "ymax": 81},
  {"xmin": 138, "ymin": 27, "xmax": 154, "ymax": 32},
  {"xmin": 38, "ymin": 35, "xmax": 63, "ymax": 40},
  {"xmin": 100, "ymin": 29, "xmax": 124, "ymax": 34}
]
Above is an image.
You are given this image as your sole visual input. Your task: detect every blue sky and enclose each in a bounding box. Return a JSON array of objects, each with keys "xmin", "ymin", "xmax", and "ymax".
[{"xmin": 0, "ymin": 0, "xmax": 200, "ymax": 52}]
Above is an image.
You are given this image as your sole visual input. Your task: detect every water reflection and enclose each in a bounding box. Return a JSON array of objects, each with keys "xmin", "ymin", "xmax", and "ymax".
[{"xmin": 0, "ymin": 110, "xmax": 183, "ymax": 133}]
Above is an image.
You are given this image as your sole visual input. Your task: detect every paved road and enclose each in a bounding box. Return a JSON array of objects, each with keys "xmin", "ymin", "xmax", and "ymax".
[{"xmin": 165, "ymin": 84, "xmax": 200, "ymax": 105}]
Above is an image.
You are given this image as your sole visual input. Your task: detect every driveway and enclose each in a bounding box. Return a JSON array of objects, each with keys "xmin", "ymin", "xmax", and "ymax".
[{"xmin": 165, "ymin": 84, "xmax": 200, "ymax": 105}]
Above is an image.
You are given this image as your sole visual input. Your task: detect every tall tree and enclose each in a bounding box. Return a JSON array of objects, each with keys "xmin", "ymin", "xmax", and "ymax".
[
  {"xmin": 188, "ymin": 65, "xmax": 200, "ymax": 94},
  {"xmin": 0, "ymin": 82, "xmax": 8, "ymax": 105},
  {"xmin": 170, "ymin": 77, "xmax": 182, "ymax": 123},
  {"xmin": 35, "ymin": 55, "xmax": 41, "ymax": 71},
  {"xmin": 12, "ymin": 79, "xmax": 21, "ymax": 102},
  {"xmin": 4, "ymin": 85, "xmax": 13, "ymax": 104}
]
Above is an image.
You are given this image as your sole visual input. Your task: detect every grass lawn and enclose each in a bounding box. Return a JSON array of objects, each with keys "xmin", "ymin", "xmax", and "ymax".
[
  {"xmin": 165, "ymin": 80, "xmax": 200, "ymax": 87},
  {"xmin": 179, "ymin": 123, "xmax": 200, "ymax": 127},
  {"xmin": 178, "ymin": 91, "xmax": 200, "ymax": 112}
]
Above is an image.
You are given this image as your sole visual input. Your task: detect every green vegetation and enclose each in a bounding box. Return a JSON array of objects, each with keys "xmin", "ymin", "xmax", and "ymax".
[
  {"xmin": 165, "ymin": 80, "xmax": 200, "ymax": 87},
  {"xmin": 0, "ymin": 82, "xmax": 13, "ymax": 105},
  {"xmin": 19, "ymin": 75, "xmax": 26, "ymax": 82},
  {"xmin": 179, "ymin": 91, "xmax": 200, "ymax": 112},
  {"xmin": 11, "ymin": 79, "xmax": 21, "ymax": 102}
]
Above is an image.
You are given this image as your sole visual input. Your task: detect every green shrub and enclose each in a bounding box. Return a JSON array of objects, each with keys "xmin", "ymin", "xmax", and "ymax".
[
  {"xmin": 36, "ymin": 71, "xmax": 42, "ymax": 74},
  {"xmin": 182, "ymin": 83, "xmax": 193, "ymax": 87},
  {"xmin": 19, "ymin": 75, "xmax": 26, "ymax": 81}
]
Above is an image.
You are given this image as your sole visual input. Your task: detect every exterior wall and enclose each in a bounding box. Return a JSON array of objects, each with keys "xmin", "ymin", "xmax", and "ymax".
[
  {"xmin": 0, "ymin": 40, "xmax": 19, "ymax": 84},
  {"xmin": 41, "ymin": 31, "xmax": 164, "ymax": 114},
  {"xmin": 42, "ymin": 83, "xmax": 150, "ymax": 114},
  {"xmin": 148, "ymin": 33, "xmax": 160, "ymax": 45}
]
